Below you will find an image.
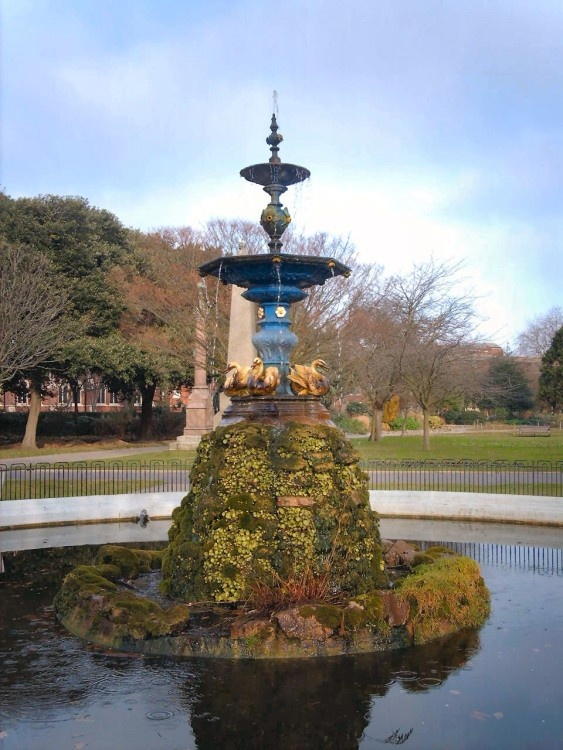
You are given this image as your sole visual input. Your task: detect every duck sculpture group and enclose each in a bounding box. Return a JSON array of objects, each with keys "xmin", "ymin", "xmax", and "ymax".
[{"xmin": 222, "ymin": 358, "xmax": 330, "ymax": 398}]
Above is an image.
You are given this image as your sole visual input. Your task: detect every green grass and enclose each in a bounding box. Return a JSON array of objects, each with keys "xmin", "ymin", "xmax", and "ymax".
[
  {"xmin": 93, "ymin": 432, "xmax": 562, "ymax": 465},
  {"xmin": 1, "ymin": 430, "xmax": 561, "ymax": 466},
  {"xmin": 352, "ymin": 431, "xmax": 563, "ymax": 463}
]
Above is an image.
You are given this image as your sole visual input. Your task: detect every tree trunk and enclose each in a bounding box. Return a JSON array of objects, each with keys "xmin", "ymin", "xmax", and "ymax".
[
  {"xmin": 422, "ymin": 407, "xmax": 431, "ymax": 451},
  {"xmin": 22, "ymin": 377, "xmax": 42, "ymax": 449},
  {"xmin": 370, "ymin": 405, "xmax": 384, "ymax": 441},
  {"xmin": 138, "ymin": 383, "xmax": 156, "ymax": 441},
  {"xmin": 401, "ymin": 408, "xmax": 408, "ymax": 436}
]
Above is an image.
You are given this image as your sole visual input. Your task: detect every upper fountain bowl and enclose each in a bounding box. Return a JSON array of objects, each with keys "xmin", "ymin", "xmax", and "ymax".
[{"xmin": 240, "ymin": 163, "xmax": 311, "ymax": 188}]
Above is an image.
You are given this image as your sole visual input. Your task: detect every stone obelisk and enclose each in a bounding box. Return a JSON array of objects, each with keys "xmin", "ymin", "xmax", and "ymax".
[
  {"xmin": 176, "ymin": 281, "xmax": 214, "ymax": 449},
  {"xmin": 213, "ymin": 241, "xmax": 256, "ymax": 426}
]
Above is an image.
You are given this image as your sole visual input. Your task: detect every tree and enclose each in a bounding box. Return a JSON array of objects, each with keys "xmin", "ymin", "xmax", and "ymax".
[
  {"xmin": 538, "ymin": 326, "xmax": 563, "ymax": 412},
  {"xmin": 283, "ymin": 231, "xmax": 384, "ymax": 408},
  {"xmin": 516, "ymin": 306, "xmax": 563, "ymax": 357},
  {"xmin": 343, "ymin": 295, "xmax": 404, "ymax": 441},
  {"xmin": 478, "ymin": 356, "xmax": 535, "ymax": 416},
  {"xmin": 0, "ymin": 241, "xmax": 68, "ymax": 385},
  {"xmin": 0, "ymin": 193, "xmax": 133, "ymax": 448},
  {"xmin": 391, "ymin": 260, "xmax": 479, "ymax": 450}
]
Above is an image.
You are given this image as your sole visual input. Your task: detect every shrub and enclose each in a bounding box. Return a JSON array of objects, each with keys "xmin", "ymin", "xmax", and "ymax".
[
  {"xmin": 442, "ymin": 409, "xmax": 485, "ymax": 425},
  {"xmin": 332, "ymin": 415, "xmax": 369, "ymax": 434},
  {"xmin": 428, "ymin": 415, "xmax": 444, "ymax": 430},
  {"xmin": 346, "ymin": 401, "xmax": 370, "ymax": 416},
  {"xmin": 389, "ymin": 416, "xmax": 420, "ymax": 431}
]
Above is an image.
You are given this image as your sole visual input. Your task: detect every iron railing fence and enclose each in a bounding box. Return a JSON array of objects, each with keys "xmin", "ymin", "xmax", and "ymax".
[
  {"xmin": 0, "ymin": 459, "xmax": 193, "ymax": 500},
  {"xmin": 0, "ymin": 459, "xmax": 561, "ymax": 501},
  {"xmin": 418, "ymin": 541, "xmax": 563, "ymax": 576},
  {"xmin": 363, "ymin": 459, "xmax": 563, "ymax": 497}
]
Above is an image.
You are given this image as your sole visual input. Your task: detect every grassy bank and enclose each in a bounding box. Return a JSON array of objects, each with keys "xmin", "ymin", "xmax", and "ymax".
[
  {"xmin": 353, "ymin": 431, "xmax": 563, "ymax": 462},
  {"xmin": 1, "ymin": 430, "xmax": 561, "ymax": 465}
]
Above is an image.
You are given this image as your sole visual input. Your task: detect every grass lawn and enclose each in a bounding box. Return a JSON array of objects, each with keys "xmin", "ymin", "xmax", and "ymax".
[
  {"xmin": 77, "ymin": 430, "xmax": 563, "ymax": 465},
  {"xmin": 0, "ymin": 440, "xmax": 164, "ymax": 461},
  {"xmin": 353, "ymin": 431, "xmax": 563, "ymax": 462},
  {"xmin": 1, "ymin": 430, "xmax": 561, "ymax": 466}
]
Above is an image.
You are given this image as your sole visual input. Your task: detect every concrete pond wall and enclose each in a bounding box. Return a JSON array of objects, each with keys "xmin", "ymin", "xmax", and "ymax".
[{"xmin": 1, "ymin": 490, "xmax": 562, "ymax": 535}]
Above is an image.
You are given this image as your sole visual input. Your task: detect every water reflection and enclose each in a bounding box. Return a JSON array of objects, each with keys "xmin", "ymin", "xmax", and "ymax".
[
  {"xmin": 187, "ymin": 630, "xmax": 479, "ymax": 749},
  {"xmin": 2, "ymin": 527, "xmax": 563, "ymax": 749}
]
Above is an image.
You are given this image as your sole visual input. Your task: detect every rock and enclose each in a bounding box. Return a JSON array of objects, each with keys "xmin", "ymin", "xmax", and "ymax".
[
  {"xmin": 383, "ymin": 540, "xmax": 417, "ymax": 567},
  {"xmin": 274, "ymin": 607, "xmax": 334, "ymax": 641},
  {"xmin": 378, "ymin": 590, "xmax": 410, "ymax": 626},
  {"xmin": 230, "ymin": 616, "xmax": 274, "ymax": 639}
]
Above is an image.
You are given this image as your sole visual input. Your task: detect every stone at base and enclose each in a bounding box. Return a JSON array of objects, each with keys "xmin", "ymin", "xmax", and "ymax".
[
  {"xmin": 220, "ymin": 395, "xmax": 335, "ymax": 426},
  {"xmin": 174, "ymin": 434, "xmax": 205, "ymax": 449}
]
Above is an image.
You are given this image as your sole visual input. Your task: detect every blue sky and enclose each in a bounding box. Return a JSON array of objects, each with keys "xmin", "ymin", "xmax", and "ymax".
[{"xmin": 2, "ymin": 0, "xmax": 562, "ymax": 347}]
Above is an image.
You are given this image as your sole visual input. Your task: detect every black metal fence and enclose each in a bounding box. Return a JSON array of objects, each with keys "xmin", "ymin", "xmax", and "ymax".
[
  {"xmin": 0, "ymin": 459, "xmax": 193, "ymax": 500},
  {"xmin": 418, "ymin": 541, "xmax": 563, "ymax": 575},
  {"xmin": 0, "ymin": 458, "xmax": 561, "ymax": 501}
]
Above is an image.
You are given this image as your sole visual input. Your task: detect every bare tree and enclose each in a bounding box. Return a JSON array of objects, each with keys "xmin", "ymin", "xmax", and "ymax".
[
  {"xmin": 516, "ymin": 306, "xmax": 563, "ymax": 357},
  {"xmin": 391, "ymin": 260, "xmax": 479, "ymax": 450},
  {"xmin": 344, "ymin": 294, "xmax": 405, "ymax": 441},
  {"xmin": 0, "ymin": 241, "xmax": 68, "ymax": 386}
]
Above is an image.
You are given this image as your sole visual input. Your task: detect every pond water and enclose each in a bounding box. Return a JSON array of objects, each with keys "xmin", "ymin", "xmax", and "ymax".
[{"xmin": 1, "ymin": 522, "xmax": 563, "ymax": 750}]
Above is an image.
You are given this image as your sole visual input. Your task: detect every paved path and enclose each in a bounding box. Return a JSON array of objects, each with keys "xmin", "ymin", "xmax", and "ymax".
[{"xmin": 0, "ymin": 445, "xmax": 170, "ymax": 467}]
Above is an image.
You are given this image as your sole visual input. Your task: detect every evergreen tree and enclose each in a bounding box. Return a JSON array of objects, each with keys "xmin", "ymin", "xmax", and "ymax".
[
  {"xmin": 479, "ymin": 356, "xmax": 534, "ymax": 416},
  {"xmin": 538, "ymin": 326, "xmax": 563, "ymax": 411}
]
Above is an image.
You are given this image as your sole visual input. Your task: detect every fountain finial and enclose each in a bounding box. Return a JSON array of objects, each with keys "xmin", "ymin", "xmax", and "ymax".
[
  {"xmin": 266, "ymin": 114, "xmax": 283, "ymax": 163},
  {"xmin": 240, "ymin": 114, "xmax": 311, "ymax": 252}
]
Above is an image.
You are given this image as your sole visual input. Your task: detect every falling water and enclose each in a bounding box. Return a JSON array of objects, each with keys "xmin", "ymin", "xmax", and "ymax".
[
  {"xmin": 206, "ymin": 260, "xmax": 223, "ymax": 379},
  {"xmin": 274, "ymin": 260, "xmax": 282, "ymax": 306}
]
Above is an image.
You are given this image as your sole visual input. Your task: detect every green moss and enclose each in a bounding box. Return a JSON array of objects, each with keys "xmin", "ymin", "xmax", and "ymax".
[
  {"xmin": 353, "ymin": 590, "xmax": 386, "ymax": 629},
  {"xmin": 299, "ymin": 603, "xmax": 342, "ymax": 630},
  {"xmin": 396, "ymin": 556, "xmax": 491, "ymax": 644},
  {"xmin": 95, "ymin": 563, "xmax": 122, "ymax": 580},
  {"xmin": 54, "ymin": 559, "xmax": 190, "ymax": 644},
  {"xmin": 161, "ymin": 421, "xmax": 383, "ymax": 603}
]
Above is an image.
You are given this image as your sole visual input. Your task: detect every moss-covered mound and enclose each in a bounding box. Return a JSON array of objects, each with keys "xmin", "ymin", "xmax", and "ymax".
[
  {"xmin": 161, "ymin": 422, "xmax": 385, "ymax": 602},
  {"xmin": 396, "ymin": 555, "xmax": 491, "ymax": 644},
  {"xmin": 53, "ymin": 543, "xmax": 490, "ymax": 657},
  {"xmin": 54, "ymin": 546, "xmax": 190, "ymax": 646}
]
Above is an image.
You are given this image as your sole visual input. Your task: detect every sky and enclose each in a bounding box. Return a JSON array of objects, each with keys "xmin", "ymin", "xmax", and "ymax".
[{"xmin": 2, "ymin": 0, "xmax": 562, "ymax": 348}]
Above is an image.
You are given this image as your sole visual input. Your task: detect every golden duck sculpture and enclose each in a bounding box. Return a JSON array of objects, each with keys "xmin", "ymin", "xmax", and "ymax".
[
  {"xmin": 247, "ymin": 357, "xmax": 280, "ymax": 396},
  {"xmin": 223, "ymin": 362, "xmax": 251, "ymax": 397},
  {"xmin": 288, "ymin": 358, "xmax": 330, "ymax": 397}
]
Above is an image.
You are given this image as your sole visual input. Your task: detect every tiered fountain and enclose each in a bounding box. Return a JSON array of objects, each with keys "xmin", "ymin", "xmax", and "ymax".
[
  {"xmin": 200, "ymin": 113, "xmax": 350, "ymax": 420},
  {"xmin": 54, "ymin": 116, "xmax": 489, "ymax": 659}
]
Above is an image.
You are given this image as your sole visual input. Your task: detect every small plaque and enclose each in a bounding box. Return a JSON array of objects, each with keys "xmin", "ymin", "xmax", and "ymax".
[{"xmin": 277, "ymin": 496, "xmax": 315, "ymax": 507}]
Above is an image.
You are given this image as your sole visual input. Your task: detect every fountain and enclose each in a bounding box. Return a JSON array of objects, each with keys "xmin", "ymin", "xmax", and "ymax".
[{"xmin": 53, "ymin": 115, "xmax": 490, "ymax": 658}]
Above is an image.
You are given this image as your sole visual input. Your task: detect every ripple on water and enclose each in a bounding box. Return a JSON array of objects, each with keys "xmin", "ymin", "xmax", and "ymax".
[
  {"xmin": 146, "ymin": 710, "xmax": 175, "ymax": 721},
  {"xmin": 417, "ymin": 677, "xmax": 443, "ymax": 688},
  {"xmin": 391, "ymin": 670, "xmax": 418, "ymax": 682}
]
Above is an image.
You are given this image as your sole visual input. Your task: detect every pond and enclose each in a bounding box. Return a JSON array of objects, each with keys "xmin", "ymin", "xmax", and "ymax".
[{"xmin": 1, "ymin": 520, "xmax": 563, "ymax": 750}]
